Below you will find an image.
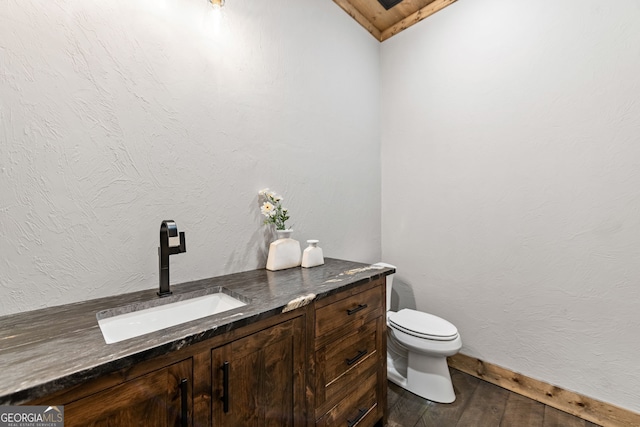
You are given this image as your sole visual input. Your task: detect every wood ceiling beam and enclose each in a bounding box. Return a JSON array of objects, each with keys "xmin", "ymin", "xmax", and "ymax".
[
  {"xmin": 380, "ymin": 0, "xmax": 457, "ymax": 41},
  {"xmin": 333, "ymin": 0, "xmax": 383, "ymax": 41},
  {"xmin": 333, "ymin": 0, "xmax": 458, "ymax": 42}
]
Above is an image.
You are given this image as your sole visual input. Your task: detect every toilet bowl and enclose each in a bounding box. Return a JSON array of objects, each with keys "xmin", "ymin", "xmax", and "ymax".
[{"xmin": 374, "ymin": 262, "xmax": 462, "ymax": 403}]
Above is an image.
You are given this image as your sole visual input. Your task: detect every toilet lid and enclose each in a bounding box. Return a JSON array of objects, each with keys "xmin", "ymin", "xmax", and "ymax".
[{"xmin": 389, "ymin": 309, "xmax": 458, "ymax": 341}]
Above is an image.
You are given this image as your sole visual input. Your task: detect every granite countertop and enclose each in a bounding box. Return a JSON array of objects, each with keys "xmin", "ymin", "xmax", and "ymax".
[{"xmin": 0, "ymin": 258, "xmax": 393, "ymax": 405}]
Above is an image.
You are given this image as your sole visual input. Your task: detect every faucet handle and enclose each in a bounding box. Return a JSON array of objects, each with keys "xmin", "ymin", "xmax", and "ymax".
[
  {"xmin": 179, "ymin": 232, "xmax": 186, "ymax": 253},
  {"xmin": 168, "ymin": 231, "xmax": 186, "ymax": 255}
]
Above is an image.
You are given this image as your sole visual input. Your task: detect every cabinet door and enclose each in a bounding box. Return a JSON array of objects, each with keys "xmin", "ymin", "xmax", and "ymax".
[
  {"xmin": 64, "ymin": 358, "xmax": 192, "ymax": 427},
  {"xmin": 212, "ymin": 316, "xmax": 305, "ymax": 427}
]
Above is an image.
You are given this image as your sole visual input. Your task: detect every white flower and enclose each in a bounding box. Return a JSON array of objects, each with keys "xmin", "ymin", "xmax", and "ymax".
[
  {"xmin": 261, "ymin": 202, "xmax": 276, "ymax": 217},
  {"xmin": 258, "ymin": 187, "xmax": 291, "ymax": 230}
]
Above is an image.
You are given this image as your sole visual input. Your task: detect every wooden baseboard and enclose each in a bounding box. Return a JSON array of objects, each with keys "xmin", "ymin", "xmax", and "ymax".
[{"xmin": 447, "ymin": 353, "xmax": 640, "ymax": 427}]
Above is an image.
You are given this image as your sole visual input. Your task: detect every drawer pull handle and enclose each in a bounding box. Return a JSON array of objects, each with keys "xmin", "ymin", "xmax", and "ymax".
[
  {"xmin": 347, "ymin": 408, "xmax": 368, "ymax": 427},
  {"xmin": 347, "ymin": 304, "xmax": 368, "ymax": 315},
  {"xmin": 346, "ymin": 349, "xmax": 368, "ymax": 366},
  {"xmin": 221, "ymin": 361, "xmax": 230, "ymax": 413}
]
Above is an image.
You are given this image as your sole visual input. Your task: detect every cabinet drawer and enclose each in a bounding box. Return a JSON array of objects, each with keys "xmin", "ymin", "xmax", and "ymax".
[
  {"xmin": 316, "ymin": 319, "xmax": 379, "ymax": 413},
  {"xmin": 323, "ymin": 319, "xmax": 378, "ymax": 388},
  {"xmin": 316, "ymin": 372, "xmax": 378, "ymax": 427},
  {"xmin": 315, "ymin": 286, "xmax": 383, "ymax": 338}
]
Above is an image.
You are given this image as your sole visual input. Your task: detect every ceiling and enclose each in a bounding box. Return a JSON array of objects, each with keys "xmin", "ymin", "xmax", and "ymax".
[{"xmin": 333, "ymin": 0, "xmax": 457, "ymax": 42}]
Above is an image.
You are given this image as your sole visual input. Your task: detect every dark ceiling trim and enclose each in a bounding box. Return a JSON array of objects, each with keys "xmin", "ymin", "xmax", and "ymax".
[{"xmin": 377, "ymin": 0, "xmax": 403, "ymax": 11}]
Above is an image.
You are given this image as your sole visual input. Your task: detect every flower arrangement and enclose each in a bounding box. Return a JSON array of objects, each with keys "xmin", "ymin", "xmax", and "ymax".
[{"xmin": 258, "ymin": 188, "xmax": 290, "ymax": 230}]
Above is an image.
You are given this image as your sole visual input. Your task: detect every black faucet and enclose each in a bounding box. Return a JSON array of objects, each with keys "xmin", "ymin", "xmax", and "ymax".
[{"xmin": 158, "ymin": 220, "xmax": 186, "ymax": 297}]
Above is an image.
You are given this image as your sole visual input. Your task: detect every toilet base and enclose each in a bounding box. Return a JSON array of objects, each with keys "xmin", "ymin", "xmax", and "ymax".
[
  {"xmin": 387, "ymin": 352, "xmax": 456, "ymax": 404},
  {"xmin": 407, "ymin": 352, "xmax": 456, "ymax": 403}
]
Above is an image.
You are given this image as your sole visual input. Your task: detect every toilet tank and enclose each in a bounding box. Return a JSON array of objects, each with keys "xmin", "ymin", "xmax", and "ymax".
[{"xmin": 374, "ymin": 262, "xmax": 396, "ymax": 309}]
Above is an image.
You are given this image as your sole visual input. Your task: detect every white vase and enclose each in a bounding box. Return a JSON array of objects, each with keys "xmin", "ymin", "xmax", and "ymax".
[
  {"xmin": 301, "ymin": 240, "xmax": 324, "ymax": 268},
  {"xmin": 266, "ymin": 229, "xmax": 301, "ymax": 271}
]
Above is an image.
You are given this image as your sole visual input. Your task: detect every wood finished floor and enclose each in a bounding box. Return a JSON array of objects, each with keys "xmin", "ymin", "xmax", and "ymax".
[{"xmin": 386, "ymin": 369, "xmax": 601, "ymax": 427}]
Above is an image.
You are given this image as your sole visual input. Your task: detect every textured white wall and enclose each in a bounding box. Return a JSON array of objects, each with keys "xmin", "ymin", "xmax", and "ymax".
[
  {"xmin": 0, "ymin": 0, "xmax": 381, "ymax": 316},
  {"xmin": 381, "ymin": 0, "xmax": 640, "ymax": 413}
]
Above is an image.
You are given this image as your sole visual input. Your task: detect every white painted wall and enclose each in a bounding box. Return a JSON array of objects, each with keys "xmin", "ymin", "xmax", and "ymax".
[
  {"xmin": 381, "ymin": 0, "xmax": 640, "ymax": 412},
  {"xmin": 0, "ymin": 0, "xmax": 381, "ymax": 316}
]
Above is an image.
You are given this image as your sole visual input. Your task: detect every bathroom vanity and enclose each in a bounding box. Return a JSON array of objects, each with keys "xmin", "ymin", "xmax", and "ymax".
[{"xmin": 0, "ymin": 259, "xmax": 393, "ymax": 427}]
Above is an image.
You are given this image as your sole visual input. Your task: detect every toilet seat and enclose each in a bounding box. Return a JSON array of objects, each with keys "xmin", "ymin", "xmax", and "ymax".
[{"xmin": 389, "ymin": 309, "xmax": 458, "ymax": 341}]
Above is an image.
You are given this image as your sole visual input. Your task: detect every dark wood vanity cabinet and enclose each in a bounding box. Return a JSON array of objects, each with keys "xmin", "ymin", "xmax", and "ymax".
[
  {"xmin": 29, "ymin": 311, "xmax": 307, "ymax": 427},
  {"xmin": 27, "ymin": 277, "xmax": 387, "ymax": 427}
]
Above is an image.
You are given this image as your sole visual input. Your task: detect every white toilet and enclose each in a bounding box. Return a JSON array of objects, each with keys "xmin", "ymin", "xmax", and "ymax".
[{"xmin": 375, "ymin": 262, "xmax": 462, "ymax": 403}]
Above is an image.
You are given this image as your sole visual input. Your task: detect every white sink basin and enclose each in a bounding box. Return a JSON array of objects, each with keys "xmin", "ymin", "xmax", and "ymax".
[{"xmin": 97, "ymin": 289, "xmax": 247, "ymax": 344}]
